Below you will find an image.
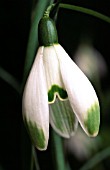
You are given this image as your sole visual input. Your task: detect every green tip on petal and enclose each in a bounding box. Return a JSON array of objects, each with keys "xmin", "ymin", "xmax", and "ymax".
[
  {"xmin": 24, "ymin": 117, "xmax": 47, "ymax": 150},
  {"xmin": 48, "ymin": 85, "xmax": 68, "ymax": 103},
  {"xmin": 84, "ymin": 102, "xmax": 100, "ymax": 136}
]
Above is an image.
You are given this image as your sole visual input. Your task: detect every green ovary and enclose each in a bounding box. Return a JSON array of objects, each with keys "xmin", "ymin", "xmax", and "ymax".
[
  {"xmin": 48, "ymin": 85, "xmax": 68, "ymax": 102},
  {"xmin": 84, "ymin": 102, "xmax": 100, "ymax": 136}
]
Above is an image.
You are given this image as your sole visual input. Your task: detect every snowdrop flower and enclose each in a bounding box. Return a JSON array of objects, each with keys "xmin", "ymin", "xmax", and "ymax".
[{"xmin": 22, "ymin": 14, "xmax": 100, "ymax": 150}]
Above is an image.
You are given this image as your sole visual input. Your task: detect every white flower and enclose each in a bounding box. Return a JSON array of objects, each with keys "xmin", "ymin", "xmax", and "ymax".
[{"xmin": 22, "ymin": 43, "xmax": 100, "ymax": 150}]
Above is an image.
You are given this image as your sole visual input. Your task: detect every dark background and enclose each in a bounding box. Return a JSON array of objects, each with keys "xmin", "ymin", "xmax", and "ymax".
[{"xmin": 0, "ymin": 1, "xmax": 110, "ymax": 170}]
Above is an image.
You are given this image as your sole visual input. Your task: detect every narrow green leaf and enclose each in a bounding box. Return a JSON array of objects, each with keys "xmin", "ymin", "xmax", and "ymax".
[
  {"xmin": 0, "ymin": 66, "xmax": 20, "ymax": 94},
  {"xmin": 22, "ymin": 0, "xmax": 53, "ymax": 87},
  {"xmin": 80, "ymin": 147, "xmax": 110, "ymax": 170},
  {"xmin": 60, "ymin": 3, "xmax": 110, "ymax": 24}
]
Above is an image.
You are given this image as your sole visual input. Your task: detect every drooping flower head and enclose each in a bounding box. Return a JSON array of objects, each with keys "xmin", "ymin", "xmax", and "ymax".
[{"xmin": 22, "ymin": 6, "xmax": 100, "ymax": 150}]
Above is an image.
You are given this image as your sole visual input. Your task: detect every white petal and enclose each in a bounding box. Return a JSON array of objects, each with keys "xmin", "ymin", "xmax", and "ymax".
[
  {"xmin": 54, "ymin": 44, "xmax": 100, "ymax": 136},
  {"xmin": 49, "ymin": 98, "xmax": 78, "ymax": 138},
  {"xmin": 43, "ymin": 46, "xmax": 67, "ymax": 103},
  {"xmin": 22, "ymin": 46, "xmax": 49, "ymax": 150}
]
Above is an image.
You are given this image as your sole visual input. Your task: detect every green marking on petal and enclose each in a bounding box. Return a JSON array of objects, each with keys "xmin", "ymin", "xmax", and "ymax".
[
  {"xmin": 50, "ymin": 98, "xmax": 77, "ymax": 138},
  {"xmin": 48, "ymin": 85, "xmax": 68, "ymax": 103},
  {"xmin": 24, "ymin": 117, "xmax": 46, "ymax": 149},
  {"xmin": 84, "ymin": 102, "xmax": 100, "ymax": 136}
]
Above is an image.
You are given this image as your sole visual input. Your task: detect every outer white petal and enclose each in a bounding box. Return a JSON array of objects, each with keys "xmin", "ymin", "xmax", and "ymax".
[
  {"xmin": 22, "ymin": 47, "xmax": 49, "ymax": 150},
  {"xmin": 54, "ymin": 44, "xmax": 100, "ymax": 136}
]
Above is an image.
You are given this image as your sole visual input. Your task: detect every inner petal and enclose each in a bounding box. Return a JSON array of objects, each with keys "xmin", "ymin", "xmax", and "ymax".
[
  {"xmin": 49, "ymin": 98, "xmax": 78, "ymax": 138},
  {"xmin": 43, "ymin": 46, "xmax": 67, "ymax": 103}
]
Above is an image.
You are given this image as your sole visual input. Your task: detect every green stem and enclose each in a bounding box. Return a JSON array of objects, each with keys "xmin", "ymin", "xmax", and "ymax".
[
  {"xmin": 51, "ymin": 130, "xmax": 66, "ymax": 170},
  {"xmin": 30, "ymin": 145, "xmax": 40, "ymax": 170},
  {"xmin": 59, "ymin": 3, "xmax": 110, "ymax": 24},
  {"xmin": 30, "ymin": 146, "xmax": 34, "ymax": 170},
  {"xmin": 33, "ymin": 146, "xmax": 40, "ymax": 170},
  {"xmin": 80, "ymin": 147, "xmax": 110, "ymax": 170}
]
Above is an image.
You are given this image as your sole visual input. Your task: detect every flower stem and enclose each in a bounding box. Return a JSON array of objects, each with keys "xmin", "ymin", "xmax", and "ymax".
[
  {"xmin": 30, "ymin": 146, "xmax": 34, "ymax": 170},
  {"xmin": 30, "ymin": 146, "xmax": 40, "ymax": 170},
  {"xmin": 59, "ymin": 3, "xmax": 110, "ymax": 24},
  {"xmin": 51, "ymin": 130, "xmax": 66, "ymax": 170}
]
